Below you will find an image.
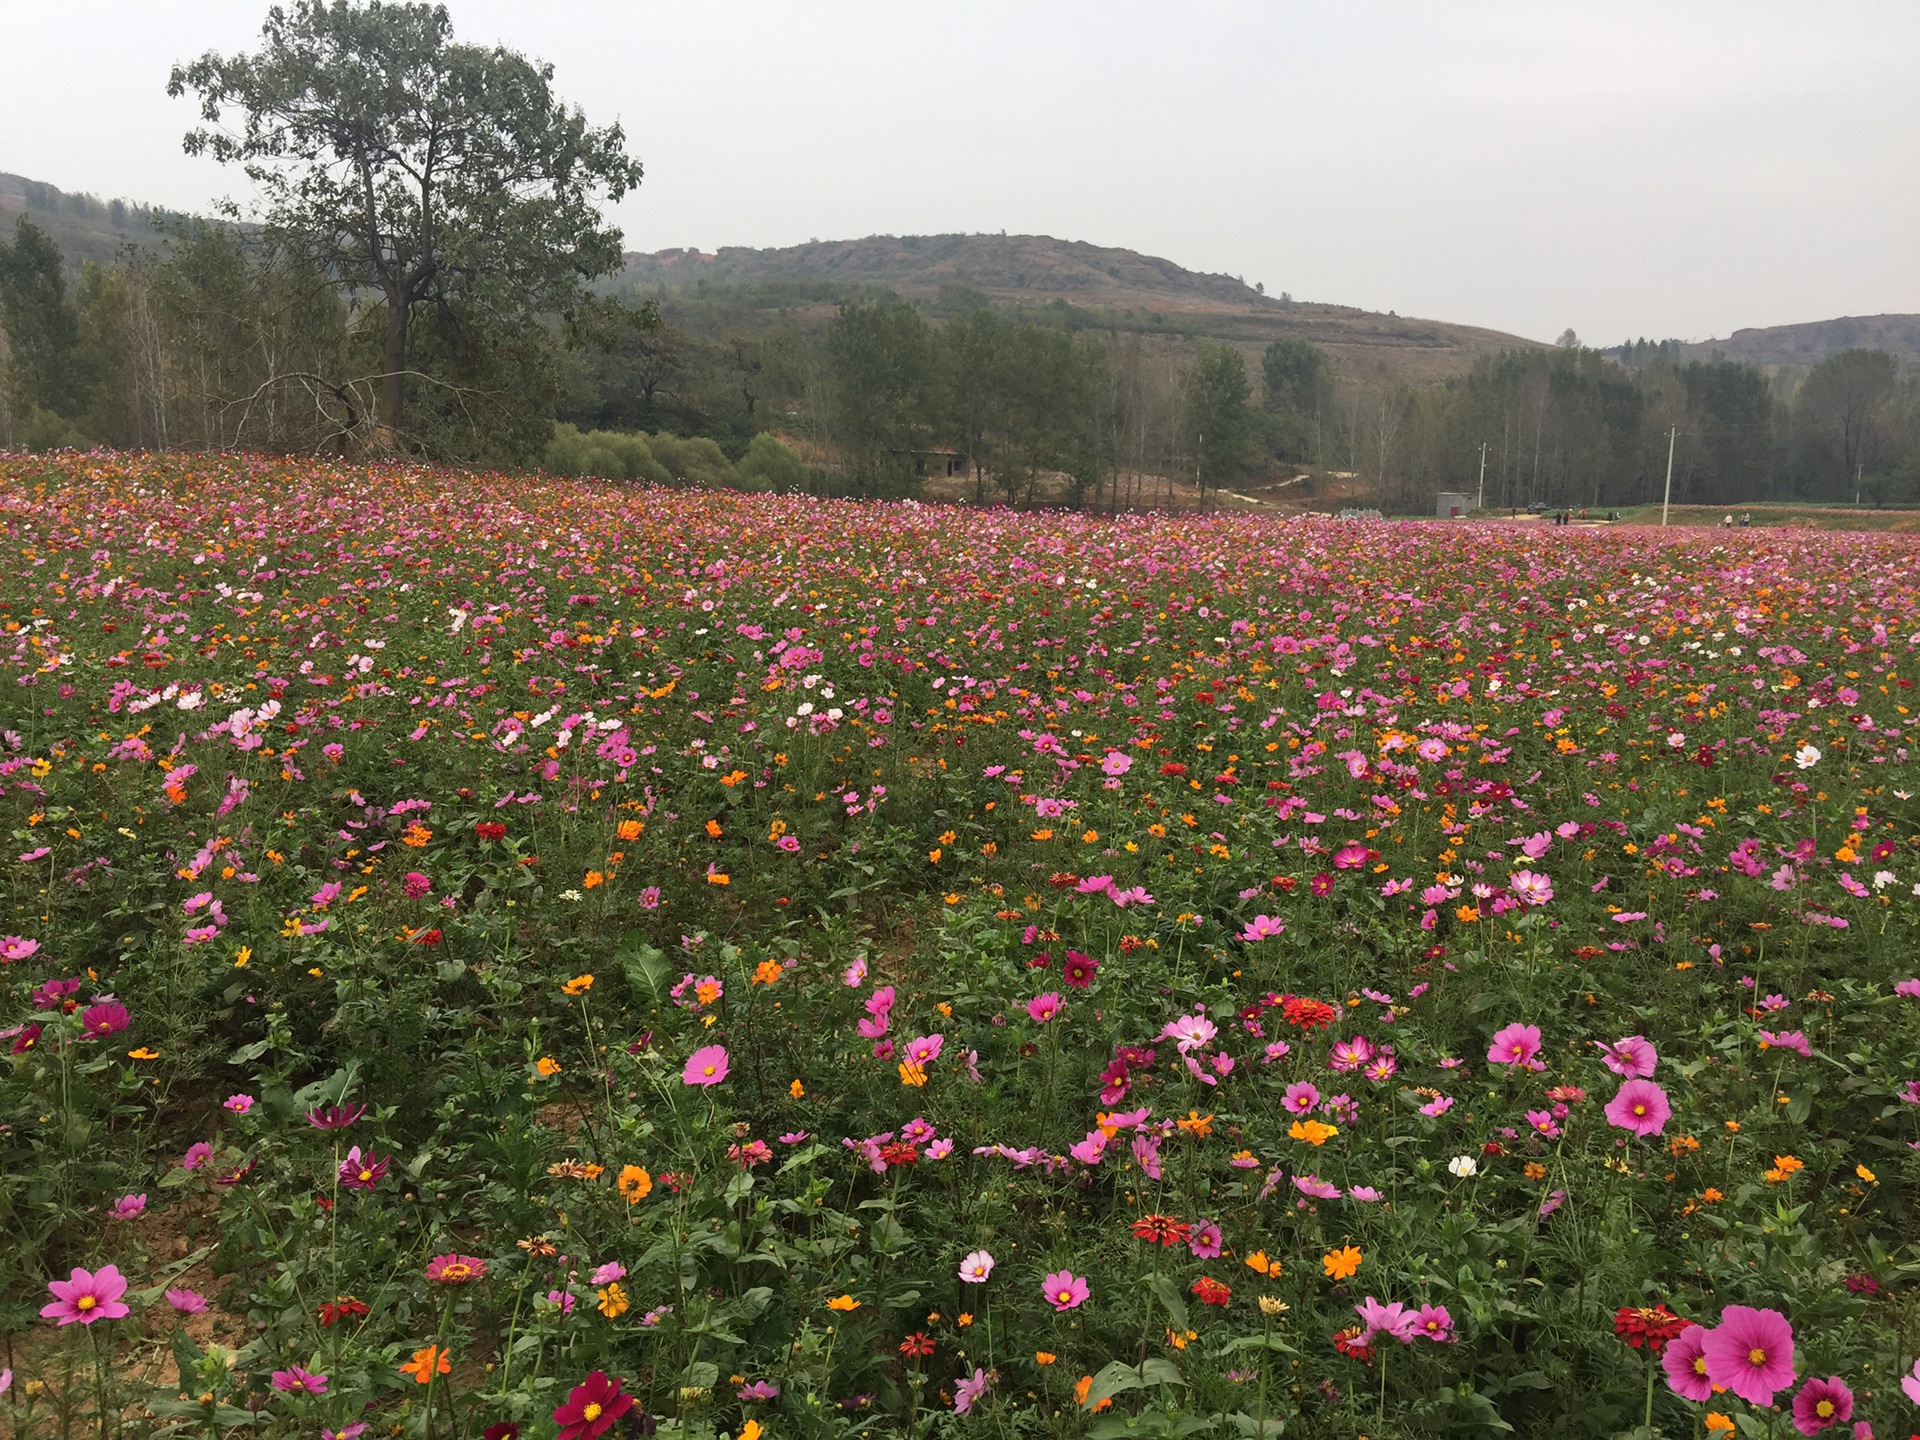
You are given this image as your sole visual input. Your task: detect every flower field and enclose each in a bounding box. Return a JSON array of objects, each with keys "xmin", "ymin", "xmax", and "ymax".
[{"xmin": 3, "ymin": 451, "xmax": 1919, "ymax": 1440}]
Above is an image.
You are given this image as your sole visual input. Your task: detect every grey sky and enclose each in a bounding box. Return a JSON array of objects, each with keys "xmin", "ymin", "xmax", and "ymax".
[{"xmin": 6, "ymin": 1, "xmax": 1917, "ymax": 344}]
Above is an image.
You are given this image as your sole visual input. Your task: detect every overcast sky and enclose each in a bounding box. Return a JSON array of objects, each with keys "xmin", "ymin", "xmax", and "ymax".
[{"xmin": 6, "ymin": 2, "xmax": 1917, "ymax": 344}]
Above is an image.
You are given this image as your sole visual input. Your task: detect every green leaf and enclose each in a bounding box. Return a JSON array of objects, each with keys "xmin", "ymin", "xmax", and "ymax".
[{"xmin": 1147, "ymin": 1272, "xmax": 1190, "ymax": 1331}]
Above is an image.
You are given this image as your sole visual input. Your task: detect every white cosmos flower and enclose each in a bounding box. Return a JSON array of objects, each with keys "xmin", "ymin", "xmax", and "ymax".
[
  {"xmin": 1793, "ymin": 744, "xmax": 1822, "ymax": 769},
  {"xmin": 1448, "ymin": 1155, "xmax": 1478, "ymax": 1178}
]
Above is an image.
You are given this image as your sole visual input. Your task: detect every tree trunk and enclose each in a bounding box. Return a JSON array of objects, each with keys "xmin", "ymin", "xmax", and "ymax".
[{"xmin": 379, "ymin": 289, "xmax": 408, "ymax": 438}]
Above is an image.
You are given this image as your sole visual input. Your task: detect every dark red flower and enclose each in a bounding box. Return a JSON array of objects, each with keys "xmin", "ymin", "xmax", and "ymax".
[
  {"xmin": 1047, "ymin": 871, "xmax": 1081, "ymax": 889},
  {"xmin": 899, "ymin": 1331, "xmax": 936, "ymax": 1358},
  {"xmin": 475, "ymin": 821, "xmax": 506, "ymax": 841},
  {"xmin": 553, "ymin": 1371, "xmax": 634, "ymax": 1440},
  {"xmin": 1062, "ymin": 951, "xmax": 1098, "ymax": 989},
  {"xmin": 877, "ymin": 1142, "xmax": 920, "ymax": 1167},
  {"xmin": 10, "ymin": 1023, "xmax": 42, "ymax": 1053},
  {"xmin": 484, "ymin": 1425, "xmax": 521, "ymax": 1440},
  {"xmin": 1159, "ymin": 762, "xmax": 1188, "ymax": 777},
  {"xmin": 413, "ymin": 928, "xmax": 443, "ymax": 946}
]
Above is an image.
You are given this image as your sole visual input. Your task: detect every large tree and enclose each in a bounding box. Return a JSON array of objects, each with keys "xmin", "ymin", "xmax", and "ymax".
[{"xmin": 169, "ymin": 1, "xmax": 643, "ymax": 442}]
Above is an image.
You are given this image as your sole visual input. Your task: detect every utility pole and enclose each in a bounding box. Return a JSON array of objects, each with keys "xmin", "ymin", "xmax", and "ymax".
[
  {"xmin": 1660, "ymin": 426, "xmax": 1676, "ymax": 527},
  {"xmin": 1476, "ymin": 441, "xmax": 1487, "ymax": 513},
  {"xmin": 1857, "ymin": 463, "xmax": 1864, "ymax": 507}
]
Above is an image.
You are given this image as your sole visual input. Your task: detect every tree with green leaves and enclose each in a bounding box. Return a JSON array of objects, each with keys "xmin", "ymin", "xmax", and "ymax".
[
  {"xmin": 1260, "ymin": 337, "xmax": 1332, "ymax": 463},
  {"xmin": 1185, "ymin": 340, "xmax": 1254, "ymax": 498},
  {"xmin": 168, "ymin": 0, "xmax": 643, "ymax": 447},
  {"xmin": 0, "ymin": 216, "xmax": 83, "ymax": 425},
  {"xmin": 825, "ymin": 296, "xmax": 933, "ymax": 496}
]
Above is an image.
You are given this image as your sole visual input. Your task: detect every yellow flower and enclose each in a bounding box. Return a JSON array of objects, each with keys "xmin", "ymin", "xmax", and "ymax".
[
  {"xmin": 789, "ymin": 1078, "xmax": 805, "ymax": 1099},
  {"xmin": 1322, "ymin": 1245, "xmax": 1363, "ymax": 1280},
  {"xmin": 956, "ymin": 1312, "xmax": 973, "ymax": 1327},
  {"xmin": 1704, "ymin": 1415, "xmax": 1735, "ymax": 1435},
  {"xmin": 597, "ymin": 1282, "xmax": 629, "ymax": 1318},
  {"xmin": 753, "ymin": 959, "xmax": 783, "ymax": 986},
  {"xmin": 1289, "ymin": 1119, "xmax": 1339, "ymax": 1146},
  {"xmin": 1176, "ymin": 1110, "xmax": 1214, "ymax": 1136},
  {"xmin": 707, "ymin": 870, "xmax": 730, "ymax": 886},
  {"xmin": 1258, "ymin": 1295, "xmax": 1288, "ymax": 1316},
  {"xmin": 233, "ymin": 946, "xmax": 251, "ymax": 968},
  {"xmin": 535, "ymin": 1056, "xmax": 561, "ymax": 1077},
  {"xmin": 739, "ymin": 1423, "xmax": 763, "ymax": 1440},
  {"xmin": 562, "ymin": 974, "xmax": 594, "ymax": 996},
  {"xmin": 826, "ymin": 1295, "xmax": 860, "ymax": 1312},
  {"xmin": 127, "ymin": 1047, "xmax": 160, "ymax": 1061},
  {"xmin": 898, "ymin": 1060, "xmax": 928, "ymax": 1088},
  {"xmin": 1856, "ymin": 1163, "xmax": 1877, "ymax": 1184},
  {"xmin": 928, "ymin": 847, "xmax": 943, "ymax": 864},
  {"xmin": 616, "ymin": 819, "xmax": 643, "ymax": 841},
  {"xmin": 1035, "ymin": 1351, "xmax": 1057, "ymax": 1365},
  {"xmin": 617, "ymin": 1165, "xmax": 652, "ymax": 1202},
  {"xmin": 1245, "ymin": 1251, "xmax": 1279, "ymax": 1276},
  {"xmin": 582, "ymin": 870, "xmax": 605, "ymax": 889}
]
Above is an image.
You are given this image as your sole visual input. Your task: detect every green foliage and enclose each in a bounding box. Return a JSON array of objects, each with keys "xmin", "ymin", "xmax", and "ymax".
[
  {"xmin": 0, "ymin": 216, "xmax": 83, "ymax": 420},
  {"xmin": 1186, "ymin": 341, "xmax": 1255, "ymax": 494}
]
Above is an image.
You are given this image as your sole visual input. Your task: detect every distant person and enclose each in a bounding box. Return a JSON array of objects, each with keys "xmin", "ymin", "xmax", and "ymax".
[
  {"xmin": 1722, "ymin": 514, "xmax": 1733, "ymax": 529},
  {"xmin": 1740, "ymin": 512, "xmax": 1751, "ymax": 528}
]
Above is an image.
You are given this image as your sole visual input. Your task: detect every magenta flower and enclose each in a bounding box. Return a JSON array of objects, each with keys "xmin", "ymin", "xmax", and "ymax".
[
  {"xmin": 1603, "ymin": 1078, "xmax": 1671, "ymax": 1137},
  {"xmin": 1662, "ymin": 1325, "xmax": 1713, "ymax": 1401},
  {"xmin": 1239, "ymin": 914, "xmax": 1286, "ymax": 942},
  {"xmin": 403, "ymin": 871, "xmax": 433, "ymax": 898},
  {"xmin": 590, "ymin": 1262, "xmax": 627, "ymax": 1286},
  {"xmin": 1043, "ymin": 1269, "xmax": 1090, "ymax": 1311},
  {"xmin": 1026, "ymin": 991, "xmax": 1062, "ymax": 1024},
  {"xmin": 0, "ymin": 934, "xmax": 41, "ymax": 961},
  {"xmin": 1062, "ymin": 950, "xmax": 1098, "ymax": 988},
  {"xmin": 305, "ymin": 1103, "xmax": 367, "ymax": 1130},
  {"xmin": 110, "ymin": 1193, "xmax": 147, "ymax": 1219},
  {"xmin": 1594, "ymin": 1035, "xmax": 1658, "ymax": 1078},
  {"xmin": 1282, "ymin": 1081, "xmax": 1320, "ymax": 1116},
  {"xmin": 165, "ymin": 1287, "xmax": 208, "ymax": 1314},
  {"xmin": 338, "ymin": 1146, "xmax": 390, "ymax": 1190},
  {"xmin": 42, "ymin": 1265, "xmax": 131, "ymax": 1326},
  {"xmin": 682, "ymin": 1043, "xmax": 730, "ymax": 1086},
  {"xmin": 1791, "ymin": 1375, "xmax": 1853, "ymax": 1434},
  {"xmin": 1412, "ymin": 1303, "xmax": 1455, "ymax": 1342},
  {"xmin": 80, "ymin": 1001, "xmax": 131, "ymax": 1039},
  {"xmin": 1760, "ymin": 1030, "xmax": 1813, "ymax": 1058},
  {"xmin": 271, "ymin": 1365, "xmax": 330, "ymax": 1395},
  {"xmin": 1187, "ymin": 1220, "xmax": 1224, "ymax": 1258},
  {"xmin": 1701, "ymin": 1305, "xmax": 1796, "ymax": 1406},
  {"xmin": 223, "ymin": 1093, "xmax": 255, "ymax": 1114},
  {"xmin": 182, "ymin": 1141, "xmax": 212, "ymax": 1171},
  {"xmin": 1487, "ymin": 1023, "xmax": 1542, "ymax": 1068}
]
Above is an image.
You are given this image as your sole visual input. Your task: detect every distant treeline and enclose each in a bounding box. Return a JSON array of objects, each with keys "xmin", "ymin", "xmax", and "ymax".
[{"xmin": 3, "ymin": 207, "xmax": 1916, "ymax": 508}]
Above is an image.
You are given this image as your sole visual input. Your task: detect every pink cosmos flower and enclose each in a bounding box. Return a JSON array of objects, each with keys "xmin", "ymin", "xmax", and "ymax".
[
  {"xmin": 1332, "ymin": 842, "xmax": 1370, "ymax": 869},
  {"xmin": 1, "ymin": 935, "xmax": 42, "ymax": 961},
  {"xmin": 1283, "ymin": 1081, "xmax": 1320, "ymax": 1116},
  {"xmin": 683, "ymin": 1044, "xmax": 730, "ymax": 1087},
  {"xmin": 1294, "ymin": 1174, "xmax": 1341, "ymax": 1200},
  {"xmin": 1160, "ymin": 1014, "xmax": 1217, "ymax": 1054},
  {"xmin": 958, "ymin": 1249, "xmax": 995, "ymax": 1283},
  {"xmin": 271, "ymin": 1366, "xmax": 330, "ymax": 1395},
  {"xmin": 1791, "ymin": 1375, "xmax": 1853, "ymax": 1435},
  {"xmin": 1328, "ymin": 1035, "xmax": 1374, "ymax": 1072},
  {"xmin": 1240, "ymin": 914, "xmax": 1286, "ymax": 942},
  {"xmin": 843, "ymin": 958, "xmax": 868, "ymax": 987},
  {"xmin": 80, "ymin": 1001, "xmax": 131, "ymax": 1039},
  {"xmin": 1662, "ymin": 1325, "xmax": 1713, "ymax": 1401},
  {"xmin": 165, "ymin": 1287, "xmax": 208, "ymax": 1314},
  {"xmin": 1187, "ymin": 1220, "xmax": 1223, "ymax": 1258},
  {"xmin": 590, "ymin": 1262, "xmax": 627, "ymax": 1286},
  {"xmin": 638, "ymin": 886, "xmax": 662, "ymax": 910},
  {"xmin": 1759, "ymin": 1029, "xmax": 1813, "ymax": 1058},
  {"xmin": 42, "ymin": 1265, "xmax": 131, "ymax": 1326},
  {"xmin": 182, "ymin": 1141, "xmax": 213, "ymax": 1170},
  {"xmin": 1507, "ymin": 870, "xmax": 1554, "ymax": 906},
  {"xmin": 1026, "ymin": 992, "xmax": 1062, "ymax": 1023},
  {"xmin": 1701, "ymin": 1305, "xmax": 1796, "ymax": 1406},
  {"xmin": 1604, "ymin": 1078, "xmax": 1671, "ymax": 1137},
  {"xmin": 1062, "ymin": 950, "xmax": 1098, "ymax": 988},
  {"xmin": 110, "ymin": 1193, "xmax": 147, "ymax": 1219},
  {"xmin": 339, "ymin": 1146, "xmax": 390, "ymax": 1190},
  {"xmin": 1902, "ymin": 1357, "xmax": 1920, "ymax": 1405},
  {"xmin": 953, "ymin": 1366, "xmax": 990, "ymax": 1415},
  {"xmin": 223, "ymin": 1094, "xmax": 255, "ymax": 1114},
  {"xmin": 1419, "ymin": 1095, "xmax": 1455, "ymax": 1118},
  {"xmin": 1356, "ymin": 1297, "xmax": 1417, "ymax": 1345},
  {"xmin": 1043, "ymin": 1269, "xmax": 1090, "ymax": 1311},
  {"xmin": 1487, "ymin": 1023, "xmax": 1542, "ymax": 1068},
  {"xmin": 904, "ymin": 1033, "xmax": 944, "ymax": 1067},
  {"xmin": 1594, "ymin": 1035, "xmax": 1657, "ymax": 1078}
]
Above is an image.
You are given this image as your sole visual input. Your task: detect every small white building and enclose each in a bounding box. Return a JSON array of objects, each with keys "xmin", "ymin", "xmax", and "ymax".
[{"xmin": 1436, "ymin": 492, "xmax": 1472, "ymax": 518}]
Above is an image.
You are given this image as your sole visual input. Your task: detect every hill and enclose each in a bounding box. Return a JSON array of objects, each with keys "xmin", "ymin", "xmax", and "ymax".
[
  {"xmin": 1685, "ymin": 313, "xmax": 1920, "ymax": 369},
  {"xmin": 623, "ymin": 233, "xmax": 1544, "ymax": 384},
  {"xmin": 0, "ymin": 172, "xmax": 185, "ymax": 271}
]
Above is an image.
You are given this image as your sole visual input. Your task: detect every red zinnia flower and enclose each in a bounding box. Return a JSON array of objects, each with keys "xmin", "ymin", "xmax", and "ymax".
[
  {"xmin": 1190, "ymin": 1276, "xmax": 1232, "ymax": 1307},
  {"xmin": 319, "ymin": 1296, "xmax": 370, "ymax": 1327},
  {"xmin": 1281, "ymin": 997, "xmax": 1338, "ymax": 1031},
  {"xmin": 552, "ymin": 1371, "xmax": 634, "ymax": 1440},
  {"xmin": 475, "ymin": 822, "xmax": 506, "ymax": 841},
  {"xmin": 1131, "ymin": 1213, "xmax": 1192, "ymax": 1246},
  {"xmin": 877, "ymin": 1142, "xmax": 920, "ymax": 1167},
  {"xmin": 899, "ymin": 1332, "xmax": 936, "ymax": 1358},
  {"xmin": 1332, "ymin": 1324, "xmax": 1376, "ymax": 1362},
  {"xmin": 1613, "ymin": 1304, "xmax": 1689, "ymax": 1353}
]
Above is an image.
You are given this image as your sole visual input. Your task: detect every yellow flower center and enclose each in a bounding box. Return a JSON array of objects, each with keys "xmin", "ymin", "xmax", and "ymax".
[
  {"xmin": 358, "ymin": 1169, "xmax": 373, "ymax": 1181},
  {"xmin": 1748, "ymin": 1347, "xmax": 1767, "ymax": 1367},
  {"xmin": 1816, "ymin": 1401, "xmax": 1834, "ymax": 1418},
  {"xmin": 445, "ymin": 1264, "xmax": 470, "ymax": 1280},
  {"xmin": 1693, "ymin": 1357, "xmax": 1707, "ymax": 1376},
  {"xmin": 702, "ymin": 1065, "xmax": 716, "ymax": 1076},
  {"xmin": 77, "ymin": 1295, "xmax": 97, "ymax": 1311},
  {"xmin": 1057, "ymin": 1290, "xmax": 1072, "ymax": 1303},
  {"xmin": 1633, "ymin": 1104, "xmax": 1647, "ymax": 1116},
  {"xmin": 583, "ymin": 1402, "xmax": 603, "ymax": 1421}
]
